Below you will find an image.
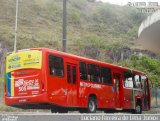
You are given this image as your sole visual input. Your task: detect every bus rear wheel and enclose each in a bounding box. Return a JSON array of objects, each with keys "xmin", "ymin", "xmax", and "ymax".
[{"xmin": 88, "ymin": 97, "xmax": 97, "ymax": 113}]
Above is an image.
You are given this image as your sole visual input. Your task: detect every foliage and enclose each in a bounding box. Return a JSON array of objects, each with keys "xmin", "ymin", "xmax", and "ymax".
[{"xmin": 119, "ymin": 55, "xmax": 160, "ymax": 87}]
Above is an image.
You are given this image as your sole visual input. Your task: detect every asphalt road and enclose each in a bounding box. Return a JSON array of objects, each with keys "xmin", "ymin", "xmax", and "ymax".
[
  {"xmin": 0, "ymin": 108, "xmax": 160, "ymax": 121},
  {"xmin": 0, "ymin": 112, "xmax": 160, "ymax": 121}
]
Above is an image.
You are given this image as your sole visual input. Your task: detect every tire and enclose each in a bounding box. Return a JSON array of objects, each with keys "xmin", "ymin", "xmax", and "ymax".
[
  {"xmin": 87, "ymin": 97, "xmax": 97, "ymax": 113},
  {"xmin": 132, "ymin": 102, "xmax": 142, "ymax": 114}
]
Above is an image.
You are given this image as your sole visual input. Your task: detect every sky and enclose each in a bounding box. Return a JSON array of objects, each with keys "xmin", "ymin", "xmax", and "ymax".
[{"xmin": 97, "ymin": 0, "xmax": 160, "ymax": 6}]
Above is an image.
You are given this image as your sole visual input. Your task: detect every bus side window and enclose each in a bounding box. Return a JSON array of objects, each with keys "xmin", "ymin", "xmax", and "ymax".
[
  {"xmin": 72, "ymin": 66, "xmax": 76, "ymax": 84},
  {"xmin": 67, "ymin": 65, "xmax": 71, "ymax": 83},
  {"xmin": 123, "ymin": 72, "xmax": 133, "ymax": 88},
  {"xmin": 49, "ymin": 55, "xmax": 64, "ymax": 77},
  {"xmin": 134, "ymin": 75, "xmax": 142, "ymax": 89},
  {"xmin": 101, "ymin": 67, "xmax": 112, "ymax": 84},
  {"xmin": 79, "ymin": 62, "xmax": 87, "ymax": 80},
  {"xmin": 88, "ymin": 64, "xmax": 100, "ymax": 82}
]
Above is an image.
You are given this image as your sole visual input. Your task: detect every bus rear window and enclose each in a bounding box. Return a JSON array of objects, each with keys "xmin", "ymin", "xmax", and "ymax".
[{"xmin": 49, "ymin": 55, "xmax": 64, "ymax": 77}]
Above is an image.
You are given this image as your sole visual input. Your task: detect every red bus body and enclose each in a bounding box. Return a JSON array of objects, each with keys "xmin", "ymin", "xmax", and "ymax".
[{"xmin": 4, "ymin": 48, "xmax": 150, "ymax": 113}]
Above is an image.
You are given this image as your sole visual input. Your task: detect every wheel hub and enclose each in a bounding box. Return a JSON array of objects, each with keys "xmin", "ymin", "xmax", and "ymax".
[
  {"xmin": 136, "ymin": 105, "xmax": 141, "ymax": 113},
  {"xmin": 89, "ymin": 100, "xmax": 95, "ymax": 112}
]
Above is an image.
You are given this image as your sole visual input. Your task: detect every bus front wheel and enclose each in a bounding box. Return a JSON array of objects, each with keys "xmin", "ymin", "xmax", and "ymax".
[
  {"xmin": 132, "ymin": 102, "xmax": 142, "ymax": 114},
  {"xmin": 88, "ymin": 97, "xmax": 97, "ymax": 113}
]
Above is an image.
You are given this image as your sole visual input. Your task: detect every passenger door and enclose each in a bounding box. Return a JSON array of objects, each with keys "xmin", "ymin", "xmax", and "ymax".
[
  {"xmin": 47, "ymin": 55, "xmax": 67, "ymax": 106},
  {"xmin": 123, "ymin": 72, "xmax": 134, "ymax": 109},
  {"xmin": 142, "ymin": 76, "xmax": 150, "ymax": 110},
  {"xmin": 113, "ymin": 73, "xmax": 121, "ymax": 108},
  {"xmin": 66, "ymin": 63, "xmax": 78, "ymax": 106}
]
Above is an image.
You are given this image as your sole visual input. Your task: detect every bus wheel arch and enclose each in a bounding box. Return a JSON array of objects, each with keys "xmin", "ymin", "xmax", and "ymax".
[{"xmin": 87, "ymin": 94, "xmax": 97, "ymax": 113}]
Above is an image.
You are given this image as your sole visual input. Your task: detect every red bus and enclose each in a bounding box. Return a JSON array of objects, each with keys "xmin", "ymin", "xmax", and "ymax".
[{"xmin": 4, "ymin": 48, "xmax": 150, "ymax": 113}]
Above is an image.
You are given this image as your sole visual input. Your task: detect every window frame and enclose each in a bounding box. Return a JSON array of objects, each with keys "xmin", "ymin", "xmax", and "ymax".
[
  {"xmin": 48, "ymin": 54, "xmax": 64, "ymax": 78},
  {"xmin": 79, "ymin": 62, "xmax": 113, "ymax": 85},
  {"xmin": 72, "ymin": 66, "xmax": 77, "ymax": 84},
  {"xmin": 87, "ymin": 64, "xmax": 101, "ymax": 83},
  {"xmin": 79, "ymin": 62, "xmax": 88, "ymax": 81},
  {"xmin": 134, "ymin": 75, "xmax": 142, "ymax": 89},
  {"xmin": 100, "ymin": 66, "xmax": 112, "ymax": 85},
  {"xmin": 123, "ymin": 71, "xmax": 134, "ymax": 88},
  {"xmin": 67, "ymin": 65, "xmax": 71, "ymax": 83}
]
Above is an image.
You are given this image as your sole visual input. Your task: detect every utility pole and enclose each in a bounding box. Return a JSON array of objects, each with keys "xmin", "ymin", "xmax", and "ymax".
[
  {"xmin": 62, "ymin": 0, "xmax": 67, "ymax": 52},
  {"xmin": 14, "ymin": 0, "xmax": 19, "ymax": 51}
]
